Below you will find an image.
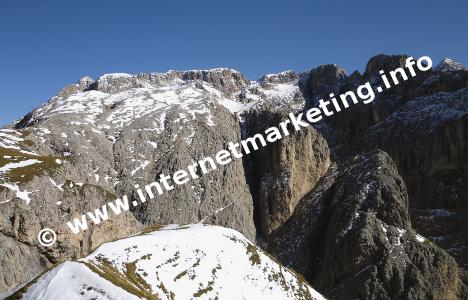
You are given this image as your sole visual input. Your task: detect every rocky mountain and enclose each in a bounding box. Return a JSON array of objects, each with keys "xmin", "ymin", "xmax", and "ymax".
[
  {"xmin": 2, "ymin": 224, "xmax": 324, "ymax": 300},
  {"xmin": 270, "ymin": 150, "xmax": 465, "ymax": 299},
  {"xmin": 435, "ymin": 58, "xmax": 467, "ymax": 72},
  {"xmin": 0, "ymin": 55, "xmax": 467, "ymax": 299}
]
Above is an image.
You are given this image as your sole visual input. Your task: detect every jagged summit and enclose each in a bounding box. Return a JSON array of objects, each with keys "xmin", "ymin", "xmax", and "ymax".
[
  {"xmin": 364, "ymin": 54, "xmax": 410, "ymax": 76},
  {"xmin": 260, "ymin": 70, "xmax": 298, "ymax": 83},
  {"xmin": 15, "ymin": 67, "xmax": 307, "ymax": 136},
  {"xmin": 435, "ymin": 57, "xmax": 466, "ymax": 72},
  {"xmin": 77, "ymin": 76, "xmax": 94, "ymax": 84}
]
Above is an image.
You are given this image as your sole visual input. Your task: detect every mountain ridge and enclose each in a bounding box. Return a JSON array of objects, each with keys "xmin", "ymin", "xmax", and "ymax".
[
  {"xmin": 1, "ymin": 54, "xmax": 467, "ymax": 299},
  {"xmin": 3, "ymin": 224, "xmax": 325, "ymax": 300}
]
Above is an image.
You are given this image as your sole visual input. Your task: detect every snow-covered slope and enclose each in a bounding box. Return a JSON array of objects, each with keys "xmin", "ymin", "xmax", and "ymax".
[
  {"xmin": 7, "ymin": 224, "xmax": 325, "ymax": 300},
  {"xmin": 22, "ymin": 69, "xmax": 305, "ymax": 141}
]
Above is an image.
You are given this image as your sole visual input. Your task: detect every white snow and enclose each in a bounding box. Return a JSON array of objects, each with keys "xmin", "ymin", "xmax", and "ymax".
[
  {"xmin": 70, "ymin": 121, "xmax": 88, "ymax": 126},
  {"xmin": 25, "ymin": 69, "xmax": 306, "ymax": 145},
  {"xmin": 14, "ymin": 224, "xmax": 325, "ymax": 300},
  {"xmin": 199, "ymin": 203, "xmax": 233, "ymax": 222},
  {"xmin": 131, "ymin": 160, "xmax": 150, "ymax": 176},
  {"xmin": 146, "ymin": 140, "xmax": 158, "ymax": 148},
  {"xmin": 85, "ymin": 224, "xmax": 325, "ymax": 300},
  {"xmin": 99, "ymin": 73, "xmax": 133, "ymax": 79},
  {"xmin": 435, "ymin": 58, "xmax": 466, "ymax": 72},
  {"xmin": 219, "ymin": 98, "xmax": 247, "ymax": 113},
  {"xmin": 15, "ymin": 261, "xmax": 141, "ymax": 300},
  {"xmin": 415, "ymin": 233, "xmax": 425, "ymax": 243},
  {"xmin": 0, "ymin": 182, "xmax": 32, "ymax": 204},
  {"xmin": 0, "ymin": 159, "xmax": 42, "ymax": 173},
  {"xmin": 381, "ymin": 223, "xmax": 388, "ymax": 234},
  {"xmin": 49, "ymin": 177, "xmax": 64, "ymax": 192},
  {"xmin": 395, "ymin": 228, "xmax": 406, "ymax": 246},
  {"xmin": 0, "ymin": 129, "xmax": 24, "ymax": 150}
]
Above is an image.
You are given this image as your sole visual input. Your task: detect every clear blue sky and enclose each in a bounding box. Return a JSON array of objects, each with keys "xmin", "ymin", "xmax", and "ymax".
[{"xmin": 1, "ymin": 1, "xmax": 467, "ymax": 126}]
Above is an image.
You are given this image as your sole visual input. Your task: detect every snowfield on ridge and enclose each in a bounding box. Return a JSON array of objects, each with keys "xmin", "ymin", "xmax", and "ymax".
[{"xmin": 6, "ymin": 224, "xmax": 325, "ymax": 300}]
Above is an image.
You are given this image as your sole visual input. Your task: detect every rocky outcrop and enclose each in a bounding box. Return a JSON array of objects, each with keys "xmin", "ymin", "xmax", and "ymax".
[
  {"xmin": 0, "ymin": 234, "xmax": 50, "ymax": 292},
  {"xmin": 302, "ymin": 56, "xmax": 468, "ymax": 271},
  {"xmin": 435, "ymin": 58, "xmax": 467, "ymax": 72},
  {"xmin": 305, "ymin": 64, "xmax": 347, "ymax": 104},
  {"xmin": 260, "ymin": 70, "xmax": 299, "ymax": 86},
  {"xmin": 0, "ymin": 153, "xmax": 143, "ymax": 291},
  {"xmin": 90, "ymin": 68, "xmax": 249, "ymax": 96},
  {"xmin": 181, "ymin": 68, "xmax": 250, "ymax": 96},
  {"xmin": 306, "ymin": 54, "xmax": 433, "ymax": 146},
  {"xmin": 363, "ymin": 54, "xmax": 409, "ymax": 76},
  {"xmin": 345, "ymin": 87, "xmax": 468, "ymax": 266},
  {"xmin": 415, "ymin": 68, "xmax": 468, "ymax": 97},
  {"xmin": 308, "ymin": 55, "xmax": 467, "ymax": 150},
  {"xmin": 123, "ymin": 102, "xmax": 256, "ymax": 240},
  {"xmin": 308, "ymin": 64, "xmax": 347, "ymax": 90},
  {"xmin": 243, "ymin": 110, "xmax": 330, "ymax": 238},
  {"xmin": 270, "ymin": 150, "xmax": 467, "ymax": 299}
]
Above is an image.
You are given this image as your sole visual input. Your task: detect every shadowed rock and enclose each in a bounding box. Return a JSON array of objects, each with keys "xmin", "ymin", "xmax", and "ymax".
[{"xmin": 270, "ymin": 150, "xmax": 467, "ymax": 299}]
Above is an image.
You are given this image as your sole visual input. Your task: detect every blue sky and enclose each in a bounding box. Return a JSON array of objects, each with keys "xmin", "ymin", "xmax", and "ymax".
[{"xmin": 1, "ymin": 1, "xmax": 467, "ymax": 126}]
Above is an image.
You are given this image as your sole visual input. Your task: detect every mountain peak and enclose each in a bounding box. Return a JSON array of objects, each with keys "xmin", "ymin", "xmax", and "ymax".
[{"xmin": 435, "ymin": 57, "xmax": 466, "ymax": 72}]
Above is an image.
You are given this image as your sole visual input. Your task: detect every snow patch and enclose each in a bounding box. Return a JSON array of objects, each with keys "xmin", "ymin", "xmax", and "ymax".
[
  {"xmin": 0, "ymin": 159, "xmax": 42, "ymax": 173},
  {"xmin": 0, "ymin": 183, "xmax": 32, "ymax": 204}
]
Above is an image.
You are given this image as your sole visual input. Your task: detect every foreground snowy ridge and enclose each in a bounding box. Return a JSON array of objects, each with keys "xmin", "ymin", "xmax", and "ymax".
[{"xmin": 6, "ymin": 224, "xmax": 325, "ymax": 300}]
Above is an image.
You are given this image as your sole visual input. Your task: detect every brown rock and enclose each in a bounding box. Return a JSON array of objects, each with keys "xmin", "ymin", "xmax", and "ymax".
[{"xmin": 244, "ymin": 110, "xmax": 330, "ymax": 238}]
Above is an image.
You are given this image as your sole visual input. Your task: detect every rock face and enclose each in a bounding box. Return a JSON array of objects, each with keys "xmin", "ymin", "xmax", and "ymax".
[
  {"xmin": 122, "ymin": 102, "xmax": 255, "ymax": 239},
  {"xmin": 270, "ymin": 151, "xmax": 467, "ymax": 299},
  {"xmin": 363, "ymin": 54, "xmax": 409, "ymax": 76},
  {"xmin": 306, "ymin": 64, "xmax": 347, "ymax": 98},
  {"xmin": 0, "ymin": 234, "xmax": 50, "ymax": 291},
  {"xmin": 306, "ymin": 54, "xmax": 431, "ymax": 146},
  {"xmin": 305, "ymin": 55, "xmax": 468, "ymax": 271},
  {"xmin": 347, "ymin": 88, "xmax": 468, "ymax": 266},
  {"xmin": 243, "ymin": 110, "xmax": 330, "ymax": 238},
  {"xmin": 3, "ymin": 224, "xmax": 325, "ymax": 300}
]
